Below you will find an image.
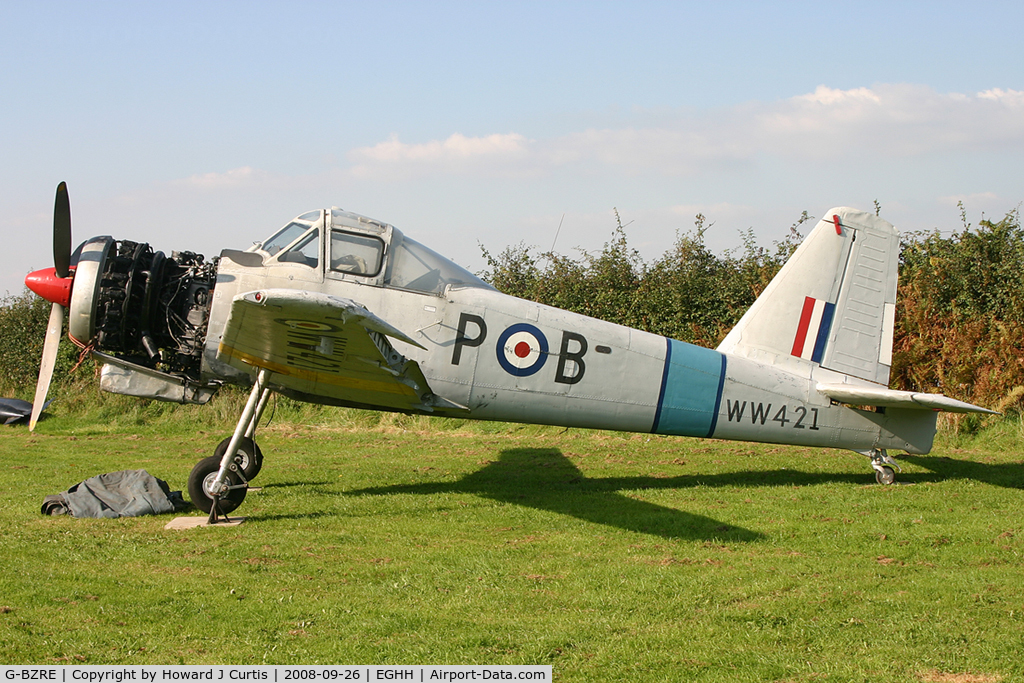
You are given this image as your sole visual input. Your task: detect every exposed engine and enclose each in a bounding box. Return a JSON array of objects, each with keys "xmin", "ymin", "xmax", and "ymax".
[
  {"xmin": 25, "ymin": 183, "xmax": 227, "ymax": 419},
  {"xmin": 87, "ymin": 239, "xmax": 218, "ymax": 380}
]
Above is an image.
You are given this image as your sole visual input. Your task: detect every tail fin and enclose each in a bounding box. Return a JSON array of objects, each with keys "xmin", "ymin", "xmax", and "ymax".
[{"xmin": 717, "ymin": 207, "xmax": 899, "ymax": 386}]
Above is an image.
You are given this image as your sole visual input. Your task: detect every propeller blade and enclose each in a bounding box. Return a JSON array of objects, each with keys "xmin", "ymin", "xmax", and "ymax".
[
  {"xmin": 53, "ymin": 182, "xmax": 72, "ymax": 278},
  {"xmin": 29, "ymin": 302, "xmax": 64, "ymax": 431}
]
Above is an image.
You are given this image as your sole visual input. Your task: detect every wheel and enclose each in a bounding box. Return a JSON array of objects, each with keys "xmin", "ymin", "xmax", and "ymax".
[
  {"xmin": 213, "ymin": 436, "xmax": 263, "ymax": 481},
  {"xmin": 875, "ymin": 465, "xmax": 896, "ymax": 486},
  {"xmin": 188, "ymin": 455, "xmax": 248, "ymax": 514}
]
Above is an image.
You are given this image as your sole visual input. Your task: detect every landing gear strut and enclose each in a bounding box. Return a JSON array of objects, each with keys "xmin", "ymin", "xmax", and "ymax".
[
  {"xmin": 187, "ymin": 368, "xmax": 272, "ymax": 520},
  {"xmin": 860, "ymin": 448, "xmax": 901, "ymax": 485}
]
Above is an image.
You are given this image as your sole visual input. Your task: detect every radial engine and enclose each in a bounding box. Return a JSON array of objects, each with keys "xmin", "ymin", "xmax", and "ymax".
[{"xmin": 28, "ymin": 232, "xmax": 222, "ymax": 405}]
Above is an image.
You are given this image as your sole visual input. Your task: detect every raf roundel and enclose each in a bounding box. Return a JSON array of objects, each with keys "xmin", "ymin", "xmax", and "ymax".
[{"xmin": 496, "ymin": 323, "xmax": 549, "ymax": 377}]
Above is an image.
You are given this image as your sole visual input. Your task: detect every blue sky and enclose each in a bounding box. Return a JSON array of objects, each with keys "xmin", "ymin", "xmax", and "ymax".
[{"xmin": 2, "ymin": 1, "xmax": 1022, "ymax": 297}]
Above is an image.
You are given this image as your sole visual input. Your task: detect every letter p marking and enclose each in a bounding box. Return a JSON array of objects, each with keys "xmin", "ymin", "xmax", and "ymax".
[{"xmin": 452, "ymin": 313, "xmax": 487, "ymax": 365}]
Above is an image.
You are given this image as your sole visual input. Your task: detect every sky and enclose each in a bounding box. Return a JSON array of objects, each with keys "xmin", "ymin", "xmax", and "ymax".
[{"xmin": 2, "ymin": 1, "xmax": 1023, "ymax": 297}]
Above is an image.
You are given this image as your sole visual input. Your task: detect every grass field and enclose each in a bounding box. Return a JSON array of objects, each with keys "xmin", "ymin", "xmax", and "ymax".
[{"xmin": 1, "ymin": 397, "xmax": 1022, "ymax": 681}]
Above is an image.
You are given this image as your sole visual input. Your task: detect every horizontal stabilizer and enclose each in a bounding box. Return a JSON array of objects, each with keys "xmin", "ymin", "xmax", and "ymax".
[{"xmin": 817, "ymin": 383, "xmax": 998, "ymax": 414}]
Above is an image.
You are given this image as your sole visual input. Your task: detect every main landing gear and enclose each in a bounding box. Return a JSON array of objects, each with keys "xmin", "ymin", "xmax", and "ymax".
[
  {"xmin": 860, "ymin": 448, "xmax": 901, "ymax": 485},
  {"xmin": 187, "ymin": 368, "xmax": 272, "ymax": 521}
]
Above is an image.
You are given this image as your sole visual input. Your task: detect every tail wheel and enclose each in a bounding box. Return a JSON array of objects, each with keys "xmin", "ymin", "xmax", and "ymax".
[
  {"xmin": 875, "ymin": 466, "xmax": 896, "ymax": 486},
  {"xmin": 213, "ymin": 436, "xmax": 263, "ymax": 481},
  {"xmin": 188, "ymin": 455, "xmax": 247, "ymax": 514}
]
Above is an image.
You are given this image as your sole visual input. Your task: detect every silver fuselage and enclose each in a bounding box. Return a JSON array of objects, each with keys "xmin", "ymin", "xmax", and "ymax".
[{"xmin": 202, "ymin": 249, "xmax": 936, "ymax": 456}]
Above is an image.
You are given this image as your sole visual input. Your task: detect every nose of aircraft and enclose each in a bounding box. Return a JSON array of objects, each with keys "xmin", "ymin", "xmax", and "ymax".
[{"xmin": 25, "ymin": 266, "xmax": 74, "ymax": 308}]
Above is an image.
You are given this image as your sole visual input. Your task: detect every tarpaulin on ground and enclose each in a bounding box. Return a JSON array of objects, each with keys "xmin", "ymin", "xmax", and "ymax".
[
  {"xmin": 41, "ymin": 469, "xmax": 189, "ymax": 518},
  {"xmin": 0, "ymin": 398, "xmax": 51, "ymax": 425}
]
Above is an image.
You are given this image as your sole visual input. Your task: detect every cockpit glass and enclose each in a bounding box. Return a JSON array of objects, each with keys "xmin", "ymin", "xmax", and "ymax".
[
  {"xmin": 386, "ymin": 235, "xmax": 493, "ymax": 294},
  {"xmin": 331, "ymin": 231, "xmax": 384, "ymax": 276},
  {"xmin": 261, "ymin": 222, "xmax": 310, "ymax": 256}
]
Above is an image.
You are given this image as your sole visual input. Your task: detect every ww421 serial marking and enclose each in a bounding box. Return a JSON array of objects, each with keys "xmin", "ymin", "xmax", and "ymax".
[{"xmin": 725, "ymin": 400, "xmax": 819, "ymax": 430}]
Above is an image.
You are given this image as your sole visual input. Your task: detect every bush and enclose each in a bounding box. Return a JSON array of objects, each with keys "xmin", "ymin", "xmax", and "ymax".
[
  {"xmin": 0, "ymin": 288, "xmax": 79, "ymax": 395},
  {"xmin": 482, "ymin": 210, "xmax": 808, "ymax": 346},
  {"xmin": 893, "ymin": 208, "xmax": 1024, "ymax": 413}
]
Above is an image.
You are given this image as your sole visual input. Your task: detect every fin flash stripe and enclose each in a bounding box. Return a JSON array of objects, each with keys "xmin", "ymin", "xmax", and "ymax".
[{"xmin": 792, "ymin": 296, "xmax": 835, "ymax": 363}]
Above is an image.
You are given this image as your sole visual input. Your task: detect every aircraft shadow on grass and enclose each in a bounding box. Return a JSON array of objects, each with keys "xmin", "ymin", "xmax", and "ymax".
[
  {"xmin": 338, "ymin": 448, "xmax": 1024, "ymax": 541},
  {"xmin": 252, "ymin": 451, "xmax": 1020, "ymax": 529},
  {"xmin": 902, "ymin": 455, "xmax": 1024, "ymax": 490},
  {"xmin": 337, "ymin": 448, "xmax": 804, "ymax": 543}
]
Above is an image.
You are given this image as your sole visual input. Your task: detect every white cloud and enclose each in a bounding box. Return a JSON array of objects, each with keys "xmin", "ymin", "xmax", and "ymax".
[
  {"xmin": 939, "ymin": 191, "xmax": 999, "ymax": 207},
  {"xmin": 349, "ymin": 132, "xmax": 532, "ymax": 178},
  {"xmin": 755, "ymin": 84, "xmax": 1024, "ymax": 158},
  {"xmin": 175, "ymin": 166, "xmax": 275, "ymax": 190},
  {"xmin": 342, "ymin": 84, "xmax": 1024, "ymax": 181},
  {"xmin": 976, "ymin": 88, "xmax": 1024, "ymax": 104},
  {"xmin": 794, "ymin": 85, "xmax": 882, "ymax": 106},
  {"xmin": 543, "ymin": 126, "xmax": 744, "ymax": 176}
]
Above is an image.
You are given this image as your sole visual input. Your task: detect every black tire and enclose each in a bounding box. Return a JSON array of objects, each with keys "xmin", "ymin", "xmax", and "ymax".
[
  {"xmin": 188, "ymin": 455, "xmax": 248, "ymax": 514},
  {"xmin": 213, "ymin": 436, "xmax": 264, "ymax": 481},
  {"xmin": 875, "ymin": 466, "xmax": 896, "ymax": 486}
]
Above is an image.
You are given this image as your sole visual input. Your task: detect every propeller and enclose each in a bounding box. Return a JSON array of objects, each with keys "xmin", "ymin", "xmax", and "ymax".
[
  {"xmin": 54, "ymin": 182, "xmax": 72, "ymax": 278},
  {"xmin": 30, "ymin": 304, "xmax": 64, "ymax": 430},
  {"xmin": 26, "ymin": 182, "xmax": 75, "ymax": 431}
]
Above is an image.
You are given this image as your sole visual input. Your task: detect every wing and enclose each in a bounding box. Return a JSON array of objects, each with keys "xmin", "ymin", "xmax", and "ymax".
[
  {"xmin": 216, "ymin": 289, "xmax": 465, "ymax": 412},
  {"xmin": 817, "ymin": 383, "xmax": 998, "ymax": 414}
]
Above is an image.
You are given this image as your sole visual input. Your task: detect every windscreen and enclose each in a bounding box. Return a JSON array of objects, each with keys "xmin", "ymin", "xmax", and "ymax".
[{"xmin": 261, "ymin": 222, "xmax": 311, "ymax": 255}]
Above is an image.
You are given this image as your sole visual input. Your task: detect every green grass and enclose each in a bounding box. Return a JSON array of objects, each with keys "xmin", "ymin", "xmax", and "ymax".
[{"xmin": 1, "ymin": 401, "xmax": 1023, "ymax": 681}]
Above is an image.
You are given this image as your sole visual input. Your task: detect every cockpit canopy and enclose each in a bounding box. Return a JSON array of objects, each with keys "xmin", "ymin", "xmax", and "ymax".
[{"xmin": 251, "ymin": 208, "xmax": 494, "ymax": 295}]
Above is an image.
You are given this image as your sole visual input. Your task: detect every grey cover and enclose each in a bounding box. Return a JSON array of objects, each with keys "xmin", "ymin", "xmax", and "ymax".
[
  {"xmin": 42, "ymin": 469, "xmax": 188, "ymax": 518},
  {"xmin": 1, "ymin": 398, "xmax": 52, "ymax": 425}
]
